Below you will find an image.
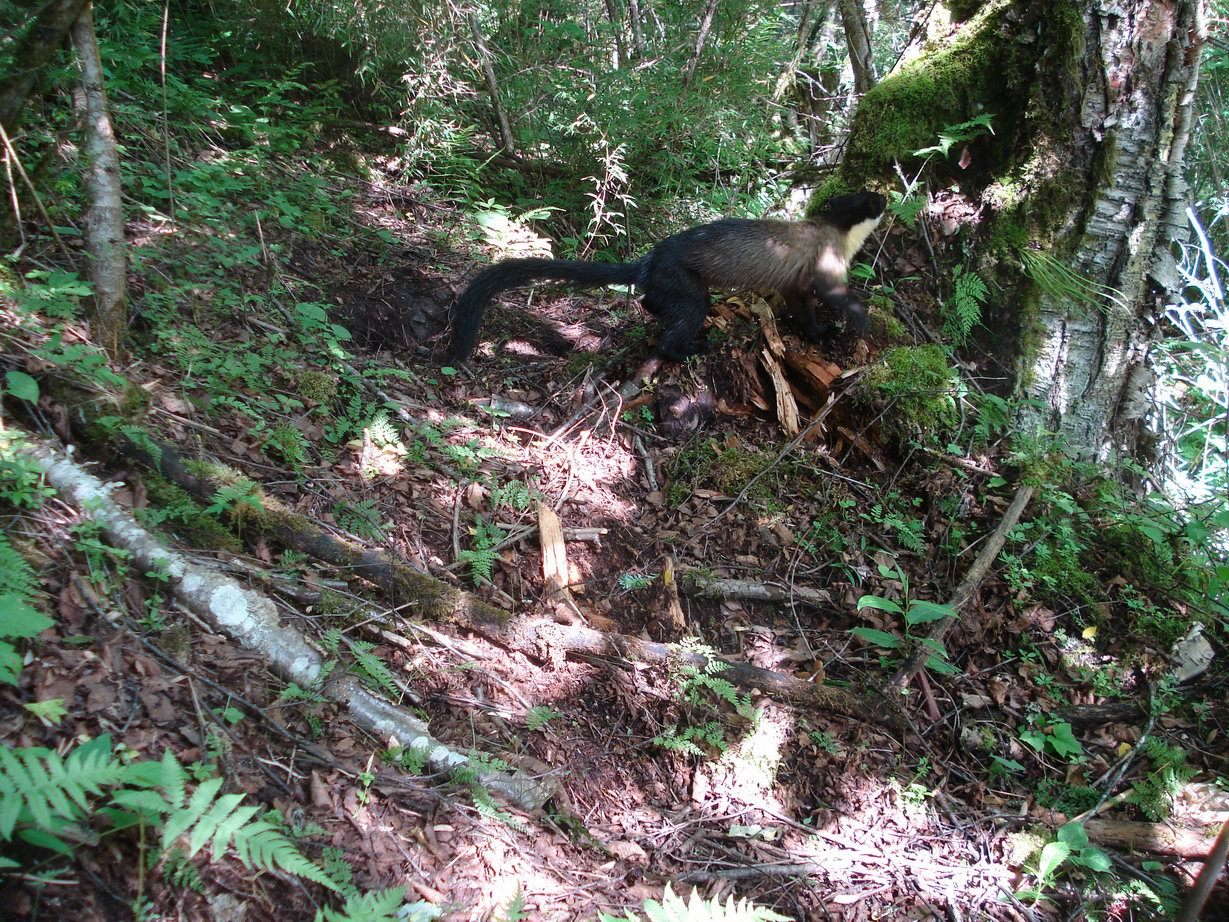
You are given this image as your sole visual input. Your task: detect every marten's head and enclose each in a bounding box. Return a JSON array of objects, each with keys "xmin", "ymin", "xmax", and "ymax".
[{"xmin": 817, "ymin": 191, "xmax": 887, "ymax": 259}]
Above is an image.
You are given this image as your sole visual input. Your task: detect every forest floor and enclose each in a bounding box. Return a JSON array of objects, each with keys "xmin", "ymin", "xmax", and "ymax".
[{"xmin": 1, "ymin": 170, "xmax": 1225, "ymax": 922}]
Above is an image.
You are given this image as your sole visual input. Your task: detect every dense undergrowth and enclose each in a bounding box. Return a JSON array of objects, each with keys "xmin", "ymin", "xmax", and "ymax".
[{"xmin": 0, "ymin": 1, "xmax": 1226, "ymax": 920}]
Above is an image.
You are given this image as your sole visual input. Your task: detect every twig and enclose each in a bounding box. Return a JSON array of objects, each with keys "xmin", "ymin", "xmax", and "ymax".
[{"xmin": 884, "ymin": 484, "xmax": 1034, "ymax": 698}]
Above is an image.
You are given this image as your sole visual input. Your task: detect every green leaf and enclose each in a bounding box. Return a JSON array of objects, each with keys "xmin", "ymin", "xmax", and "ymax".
[
  {"xmin": 905, "ymin": 600, "xmax": 957, "ymax": 625},
  {"xmin": 0, "ymin": 595, "xmax": 55, "ymax": 639},
  {"xmin": 1057, "ymin": 822, "xmax": 1089, "ymax": 850},
  {"xmin": 4, "ymin": 371, "xmax": 39, "ymax": 402},
  {"xmin": 1037, "ymin": 841, "xmax": 1071, "ymax": 881},
  {"xmin": 850, "ymin": 627, "xmax": 902, "ymax": 649},
  {"xmin": 857, "ymin": 594, "xmax": 904, "ymax": 616}
]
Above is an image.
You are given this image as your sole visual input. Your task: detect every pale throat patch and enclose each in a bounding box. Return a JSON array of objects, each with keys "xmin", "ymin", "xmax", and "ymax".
[{"xmin": 842, "ymin": 213, "xmax": 883, "ymax": 261}]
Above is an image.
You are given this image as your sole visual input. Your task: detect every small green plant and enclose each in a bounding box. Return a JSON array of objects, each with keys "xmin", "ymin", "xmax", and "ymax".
[
  {"xmin": 0, "ymin": 593, "xmax": 51, "ymax": 684},
  {"xmin": 942, "ymin": 264, "xmax": 988, "ymax": 346},
  {"xmin": 853, "ymin": 562, "xmax": 960, "ymax": 675},
  {"xmin": 861, "ymin": 493, "xmax": 926, "ymax": 554},
  {"xmin": 490, "ymin": 479, "xmax": 538, "ymax": 512},
  {"xmin": 526, "ymin": 706, "xmax": 561, "ymax": 731},
  {"xmin": 1019, "ymin": 249, "xmax": 1127, "ymax": 315},
  {"xmin": 0, "ymin": 533, "xmax": 39, "ymax": 605},
  {"xmin": 653, "ymin": 720, "xmax": 728, "ymax": 756},
  {"xmin": 23, "ymin": 698, "xmax": 67, "ymax": 727},
  {"xmin": 205, "ymin": 480, "xmax": 263, "ymax": 516},
  {"xmin": 261, "ymin": 423, "xmax": 311, "ymax": 472},
  {"xmin": 332, "ymin": 498, "xmax": 388, "ymax": 541},
  {"xmin": 1016, "ymin": 822, "xmax": 1111, "ymax": 903},
  {"xmin": 617, "ymin": 570, "xmax": 657, "ymax": 591},
  {"xmin": 912, "ymin": 114, "xmax": 996, "ymax": 160},
  {"xmin": 458, "ymin": 517, "xmax": 506, "ymax": 585},
  {"xmin": 0, "ymin": 450, "xmax": 55, "ymax": 510},
  {"xmin": 1127, "ymin": 739, "xmax": 1195, "ymax": 821},
  {"xmin": 1019, "ymin": 714, "xmax": 1084, "ymax": 761},
  {"xmin": 71, "ymin": 520, "xmax": 132, "ymax": 590}
]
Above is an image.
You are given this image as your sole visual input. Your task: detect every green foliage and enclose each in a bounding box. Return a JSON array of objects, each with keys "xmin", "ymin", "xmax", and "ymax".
[
  {"xmin": 0, "ymin": 533, "xmax": 40, "ymax": 604},
  {"xmin": 458, "ymin": 517, "xmax": 506, "ymax": 585},
  {"xmin": 1019, "ymin": 249, "xmax": 1127, "ymax": 314},
  {"xmin": 861, "ymin": 493, "xmax": 927, "ymax": 554},
  {"xmin": 1019, "ymin": 715, "xmax": 1083, "ymax": 762},
  {"xmin": 617, "ymin": 571, "xmax": 657, "ymax": 591},
  {"xmin": 859, "ymin": 345, "xmax": 961, "ymax": 446},
  {"xmin": 1016, "ymin": 822, "xmax": 1111, "ymax": 903},
  {"xmin": 347, "ymin": 639, "xmax": 402, "ymax": 700},
  {"xmin": 261, "ymin": 423, "xmax": 312, "ymax": 472},
  {"xmin": 942, "ymin": 265, "xmax": 988, "ymax": 345},
  {"xmin": 853, "ymin": 561, "xmax": 960, "ymax": 676},
  {"xmin": 314, "ymin": 887, "xmax": 441, "ymax": 922},
  {"xmin": 525, "ymin": 706, "xmax": 561, "ymax": 732},
  {"xmin": 490, "ymin": 479, "xmax": 538, "ymax": 512},
  {"xmin": 205, "ymin": 480, "xmax": 264, "ymax": 517},
  {"xmin": 970, "ymin": 392, "xmax": 1013, "ymax": 447},
  {"xmin": 654, "ymin": 648, "xmax": 755, "ymax": 756},
  {"xmin": 0, "ymin": 593, "xmax": 55, "ymax": 685},
  {"xmin": 0, "ymin": 446, "xmax": 56, "ymax": 510},
  {"xmin": 332, "ymin": 498, "xmax": 388, "ymax": 541},
  {"xmin": 1127, "ymin": 740, "xmax": 1195, "ymax": 821},
  {"xmin": 600, "ymin": 884, "xmax": 789, "ymax": 922},
  {"xmin": 912, "ymin": 114, "xmax": 996, "ymax": 159}
]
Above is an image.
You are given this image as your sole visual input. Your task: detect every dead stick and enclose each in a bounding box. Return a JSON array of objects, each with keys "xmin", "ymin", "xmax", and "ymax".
[{"xmin": 884, "ymin": 484, "xmax": 1034, "ymax": 698}]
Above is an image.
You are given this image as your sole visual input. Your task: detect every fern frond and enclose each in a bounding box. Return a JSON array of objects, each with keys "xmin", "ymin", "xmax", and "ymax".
[
  {"xmin": 0, "ymin": 738, "xmax": 124, "ymax": 841},
  {"xmin": 230, "ymin": 821, "xmax": 339, "ymax": 890},
  {"xmin": 0, "ymin": 535, "xmax": 39, "ymax": 602},
  {"xmin": 348, "ymin": 640, "xmax": 401, "ymax": 698},
  {"xmin": 314, "ymin": 886, "xmax": 413, "ymax": 922}
]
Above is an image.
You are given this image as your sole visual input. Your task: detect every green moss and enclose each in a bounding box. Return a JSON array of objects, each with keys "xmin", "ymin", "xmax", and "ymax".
[
  {"xmin": 665, "ymin": 436, "xmax": 792, "ymax": 508},
  {"xmin": 296, "ymin": 369, "xmax": 337, "ymax": 406},
  {"xmin": 119, "ymin": 384, "xmax": 152, "ymax": 418},
  {"xmin": 858, "ymin": 344, "xmax": 960, "ymax": 446},
  {"xmin": 139, "ymin": 474, "xmax": 243, "ymax": 553}
]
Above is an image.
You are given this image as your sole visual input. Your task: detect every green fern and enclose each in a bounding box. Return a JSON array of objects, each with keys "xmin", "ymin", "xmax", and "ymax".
[
  {"xmin": 143, "ymin": 752, "xmax": 339, "ymax": 890},
  {"xmin": 366, "ymin": 413, "xmax": 399, "ymax": 447},
  {"xmin": 0, "ymin": 534, "xmax": 39, "ymax": 602},
  {"xmin": 459, "ymin": 517, "xmax": 506, "ymax": 585},
  {"xmin": 942, "ymin": 265, "xmax": 988, "ymax": 345},
  {"xmin": 263, "ymin": 423, "xmax": 311, "ymax": 472},
  {"xmin": 600, "ymin": 884, "xmax": 790, "ymax": 921},
  {"xmin": 0, "ymin": 738, "xmax": 340, "ymax": 891},
  {"xmin": 348, "ymin": 639, "xmax": 401, "ymax": 698},
  {"xmin": 0, "ymin": 736, "xmax": 125, "ymax": 847},
  {"xmin": 0, "ymin": 593, "xmax": 54, "ymax": 685},
  {"xmin": 314, "ymin": 886, "xmax": 442, "ymax": 922}
]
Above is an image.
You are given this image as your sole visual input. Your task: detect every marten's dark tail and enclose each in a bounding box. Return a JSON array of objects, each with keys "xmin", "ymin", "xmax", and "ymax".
[{"xmin": 446, "ymin": 258, "xmax": 643, "ymax": 362}]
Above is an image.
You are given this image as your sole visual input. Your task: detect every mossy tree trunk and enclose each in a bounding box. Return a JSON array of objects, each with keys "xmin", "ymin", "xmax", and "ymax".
[{"xmin": 826, "ymin": 0, "xmax": 1205, "ymax": 460}]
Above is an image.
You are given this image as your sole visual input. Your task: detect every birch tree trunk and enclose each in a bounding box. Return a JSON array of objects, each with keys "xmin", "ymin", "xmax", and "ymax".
[
  {"xmin": 829, "ymin": 0, "xmax": 1206, "ymax": 460},
  {"xmin": 1018, "ymin": 0, "xmax": 1204, "ymax": 458},
  {"xmin": 70, "ymin": 2, "xmax": 127, "ymax": 361}
]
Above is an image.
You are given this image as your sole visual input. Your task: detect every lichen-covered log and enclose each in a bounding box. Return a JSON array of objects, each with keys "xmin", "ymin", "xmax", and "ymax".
[
  {"xmin": 20, "ymin": 435, "xmax": 554, "ymax": 811},
  {"xmin": 116, "ymin": 434, "xmax": 901, "ymax": 732}
]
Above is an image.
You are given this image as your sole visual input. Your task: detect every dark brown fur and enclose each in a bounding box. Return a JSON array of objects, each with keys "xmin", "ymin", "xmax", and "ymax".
[{"xmin": 447, "ymin": 191, "xmax": 886, "ymax": 362}]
